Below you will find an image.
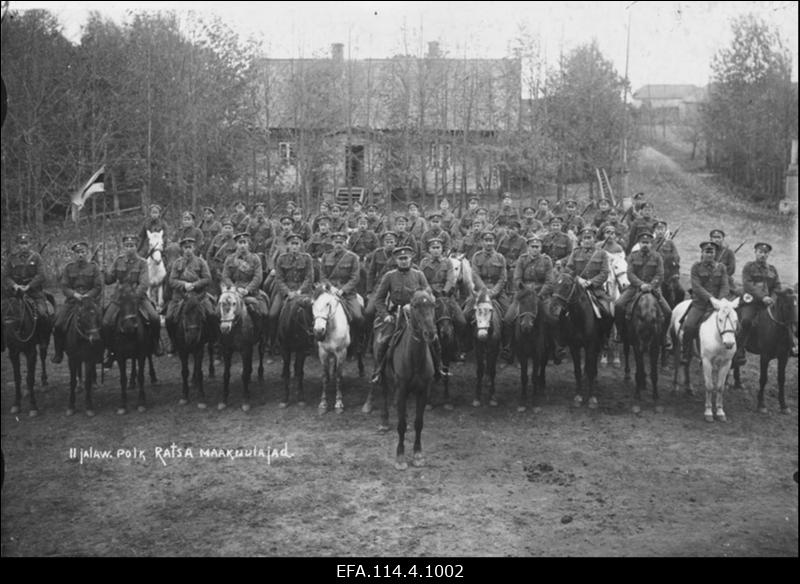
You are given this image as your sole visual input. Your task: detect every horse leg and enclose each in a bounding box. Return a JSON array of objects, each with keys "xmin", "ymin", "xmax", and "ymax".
[
  {"xmin": 757, "ymin": 353, "xmax": 770, "ymax": 413},
  {"xmin": 179, "ymin": 351, "xmax": 191, "ymax": 405},
  {"xmin": 67, "ymin": 357, "xmax": 77, "ymax": 416},
  {"xmin": 118, "ymin": 359, "xmax": 129, "ymax": 415},
  {"xmin": 195, "ymin": 348, "xmax": 207, "ymax": 409},
  {"xmin": 702, "ymin": 360, "xmax": 714, "ymax": 422},
  {"xmin": 219, "ymin": 350, "xmax": 232, "ymax": 410},
  {"xmin": 732, "ymin": 363, "xmax": 743, "ymax": 389},
  {"xmin": 379, "ymin": 377, "xmax": 390, "ymax": 432},
  {"xmin": 571, "ymin": 345, "xmax": 584, "ymax": 407},
  {"xmin": 241, "ymin": 345, "xmax": 253, "ymax": 412},
  {"xmin": 715, "ymin": 365, "xmax": 728, "ymax": 422},
  {"xmin": 10, "ymin": 351, "xmax": 22, "ymax": 414},
  {"xmin": 586, "ymin": 344, "xmax": 600, "ymax": 410},
  {"xmin": 85, "ymin": 362, "xmax": 96, "ymax": 417},
  {"xmin": 207, "ymin": 342, "xmax": 216, "ymax": 378},
  {"xmin": 136, "ymin": 355, "xmax": 147, "ymax": 412},
  {"xmin": 650, "ymin": 342, "xmax": 662, "ymax": 413},
  {"xmin": 632, "ymin": 345, "xmax": 644, "ymax": 414},
  {"xmin": 296, "ymin": 353, "xmax": 306, "ymax": 406},
  {"xmin": 412, "ymin": 382, "xmax": 427, "ymax": 467},
  {"xmin": 258, "ymin": 335, "xmax": 266, "ymax": 380},
  {"xmin": 473, "ymin": 345, "xmax": 484, "ymax": 407},
  {"xmin": 25, "ymin": 349, "xmax": 39, "ymax": 416},
  {"xmin": 280, "ymin": 349, "xmax": 291, "ymax": 407},
  {"xmin": 148, "ymin": 354, "xmax": 157, "ymax": 385},
  {"xmin": 623, "ymin": 331, "xmax": 632, "ymax": 381},
  {"xmin": 777, "ymin": 353, "xmax": 789, "ymax": 413},
  {"xmin": 39, "ymin": 339, "xmax": 49, "ymax": 387},
  {"xmin": 319, "ymin": 353, "xmax": 329, "ymax": 413},
  {"xmin": 518, "ymin": 354, "xmax": 529, "ymax": 412},
  {"xmin": 334, "ymin": 353, "xmax": 345, "ymax": 413},
  {"xmin": 488, "ymin": 342, "xmax": 500, "ymax": 407},
  {"xmin": 395, "ymin": 383, "xmax": 408, "ymax": 470}
]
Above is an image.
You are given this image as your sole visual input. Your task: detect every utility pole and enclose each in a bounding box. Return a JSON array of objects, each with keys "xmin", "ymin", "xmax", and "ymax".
[{"xmin": 621, "ymin": 6, "xmax": 632, "ymax": 206}]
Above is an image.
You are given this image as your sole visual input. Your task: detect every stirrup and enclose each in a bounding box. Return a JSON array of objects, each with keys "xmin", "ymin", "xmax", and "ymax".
[{"xmin": 370, "ymin": 371, "xmax": 382, "ymax": 384}]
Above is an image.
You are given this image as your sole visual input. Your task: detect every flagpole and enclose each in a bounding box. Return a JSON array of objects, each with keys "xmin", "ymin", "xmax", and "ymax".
[{"xmin": 100, "ymin": 181, "xmax": 107, "ymax": 387}]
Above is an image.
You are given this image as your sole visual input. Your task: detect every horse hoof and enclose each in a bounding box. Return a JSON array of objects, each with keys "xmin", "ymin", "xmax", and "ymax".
[
  {"xmin": 425, "ymin": 404, "xmax": 433, "ymax": 412},
  {"xmin": 716, "ymin": 414, "xmax": 728, "ymax": 423},
  {"xmin": 704, "ymin": 414, "xmax": 714, "ymax": 423},
  {"xmin": 587, "ymin": 397, "xmax": 599, "ymax": 410},
  {"xmin": 28, "ymin": 409, "xmax": 39, "ymax": 418},
  {"xmin": 116, "ymin": 408, "xmax": 127, "ymax": 416},
  {"xmin": 241, "ymin": 404, "xmax": 251, "ymax": 413},
  {"xmin": 613, "ymin": 358, "xmax": 621, "ymax": 368},
  {"xmin": 517, "ymin": 406, "xmax": 526, "ymax": 413},
  {"xmin": 572, "ymin": 396, "xmax": 583, "ymax": 408},
  {"xmin": 178, "ymin": 398, "xmax": 188, "ymax": 406},
  {"xmin": 632, "ymin": 405, "xmax": 641, "ymax": 414},
  {"xmin": 361, "ymin": 404, "xmax": 372, "ymax": 414},
  {"xmin": 66, "ymin": 409, "xmax": 75, "ymax": 417},
  {"xmin": 759, "ymin": 407, "xmax": 768, "ymax": 414},
  {"xmin": 395, "ymin": 460, "xmax": 408, "ymax": 471},
  {"xmin": 298, "ymin": 401, "xmax": 306, "ymax": 407},
  {"xmin": 86, "ymin": 410, "xmax": 96, "ymax": 418},
  {"xmin": 378, "ymin": 424, "xmax": 389, "ymax": 433},
  {"xmin": 137, "ymin": 406, "xmax": 146, "ymax": 413},
  {"xmin": 10, "ymin": 406, "xmax": 20, "ymax": 415},
  {"xmin": 532, "ymin": 406, "xmax": 542, "ymax": 414},
  {"xmin": 217, "ymin": 403, "xmax": 227, "ymax": 411},
  {"xmin": 335, "ymin": 407, "xmax": 344, "ymax": 415},
  {"xmin": 489, "ymin": 399, "xmax": 498, "ymax": 407},
  {"xmin": 278, "ymin": 402, "xmax": 289, "ymax": 409},
  {"xmin": 600, "ymin": 357, "xmax": 608, "ymax": 366},
  {"xmin": 318, "ymin": 407, "xmax": 328, "ymax": 415},
  {"xmin": 197, "ymin": 403, "xmax": 207, "ymax": 410},
  {"xmin": 471, "ymin": 400, "xmax": 481, "ymax": 408},
  {"xmin": 444, "ymin": 404, "xmax": 454, "ymax": 411},
  {"xmin": 412, "ymin": 454, "xmax": 426, "ymax": 467},
  {"xmin": 655, "ymin": 406, "xmax": 664, "ymax": 414},
  {"xmin": 781, "ymin": 407, "xmax": 791, "ymax": 414}
]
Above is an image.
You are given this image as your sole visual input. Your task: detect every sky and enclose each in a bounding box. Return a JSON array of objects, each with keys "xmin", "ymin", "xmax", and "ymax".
[{"xmin": 7, "ymin": 1, "xmax": 799, "ymax": 89}]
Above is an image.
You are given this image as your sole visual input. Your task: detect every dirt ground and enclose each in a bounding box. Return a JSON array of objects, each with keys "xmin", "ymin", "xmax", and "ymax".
[{"xmin": 1, "ymin": 146, "xmax": 798, "ymax": 557}]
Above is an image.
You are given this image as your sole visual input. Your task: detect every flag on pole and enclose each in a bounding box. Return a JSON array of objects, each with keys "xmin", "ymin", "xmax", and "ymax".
[{"xmin": 71, "ymin": 165, "xmax": 105, "ymax": 222}]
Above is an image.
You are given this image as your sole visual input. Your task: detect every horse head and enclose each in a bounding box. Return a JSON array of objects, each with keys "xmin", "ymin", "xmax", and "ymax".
[
  {"xmin": 775, "ymin": 288, "xmax": 798, "ymax": 331},
  {"xmin": 76, "ymin": 299, "xmax": 102, "ymax": 343},
  {"xmin": 181, "ymin": 293, "xmax": 206, "ymax": 346},
  {"xmin": 608, "ymin": 252, "xmax": 630, "ymax": 292},
  {"xmin": 548, "ymin": 272, "xmax": 577, "ymax": 320},
  {"xmin": 218, "ymin": 286, "xmax": 243, "ymax": 335},
  {"xmin": 515, "ymin": 288, "xmax": 539, "ymax": 334},
  {"xmin": 410, "ymin": 290, "xmax": 437, "ymax": 344},
  {"xmin": 710, "ymin": 297, "xmax": 740, "ymax": 350},
  {"xmin": 474, "ymin": 289, "xmax": 494, "ymax": 341},
  {"xmin": 147, "ymin": 230, "xmax": 164, "ymax": 264},
  {"xmin": 117, "ymin": 285, "xmax": 141, "ymax": 336},
  {"xmin": 312, "ymin": 286, "xmax": 336, "ymax": 341},
  {"xmin": 434, "ymin": 296, "xmax": 455, "ymax": 342},
  {"xmin": 2, "ymin": 296, "xmax": 35, "ymax": 344}
]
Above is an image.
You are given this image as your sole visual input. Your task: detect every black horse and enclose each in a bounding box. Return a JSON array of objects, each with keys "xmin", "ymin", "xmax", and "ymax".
[
  {"xmin": 471, "ymin": 289, "xmax": 503, "ymax": 407},
  {"xmin": 174, "ymin": 293, "xmax": 217, "ymax": 408},
  {"xmin": 65, "ymin": 298, "xmax": 104, "ymax": 416},
  {"xmin": 733, "ymin": 288, "xmax": 797, "ymax": 413},
  {"xmin": 2, "ymin": 293, "xmax": 52, "ymax": 416},
  {"xmin": 428, "ymin": 295, "xmax": 458, "ymax": 410},
  {"xmin": 618, "ymin": 291, "xmax": 665, "ymax": 413},
  {"xmin": 276, "ymin": 296, "xmax": 314, "ymax": 407},
  {"xmin": 511, "ymin": 288, "xmax": 543, "ymax": 412},
  {"xmin": 543, "ymin": 273, "xmax": 613, "ymax": 409}
]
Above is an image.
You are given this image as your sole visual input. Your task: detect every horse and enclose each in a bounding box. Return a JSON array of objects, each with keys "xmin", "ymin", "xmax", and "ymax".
[
  {"xmin": 276, "ymin": 296, "xmax": 314, "ymax": 407},
  {"xmin": 217, "ymin": 286, "xmax": 262, "ymax": 411},
  {"xmin": 174, "ymin": 293, "xmax": 216, "ymax": 409},
  {"xmin": 671, "ymin": 297, "xmax": 741, "ymax": 422},
  {"xmin": 2, "ymin": 293, "xmax": 52, "ymax": 416},
  {"xmin": 601, "ymin": 251, "xmax": 630, "ymax": 367},
  {"xmin": 449, "ymin": 253, "xmax": 476, "ymax": 303},
  {"xmin": 145, "ymin": 230, "xmax": 168, "ymax": 314},
  {"xmin": 471, "ymin": 289, "xmax": 502, "ymax": 407},
  {"xmin": 312, "ymin": 285, "xmax": 351, "ymax": 413},
  {"xmin": 377, "ymin": 290, "xmax": 438, "ymax": 470},
  {"xmin": 427, "ymin": 294, "xmax": 458, "ymax": 410},
  {"xmin": 107, "ymin": 286, "xmax": 155, "ymax": 415},
  {"xmin": 732, "ymin": 288, "xmax": 797, "ymax": 414},
  {"xmin": 660, "ymin": 274, "xmax": 686, "ymax": 364},
  {"xmin": 618, "ymin": 291, "xmax": 665, "ymax": 413},
  {"xmin": 511, "ymin": 288, "xmax": 543, "ymax": 412},
  {"xmin": 64, "ymin": 298, "xmax": 104, "ymax": 416},
  {"xmin": 543, "ymin": 272, "xmax": 614, "ymax": 409}
]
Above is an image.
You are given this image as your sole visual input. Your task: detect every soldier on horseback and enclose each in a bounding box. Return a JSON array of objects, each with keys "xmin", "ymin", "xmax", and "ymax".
[
  {"xmin": 564, "ymin": 227, "xmax": 613, "ymax": 320},
  {"xmin": 319, "ymin": 232, "xmax": 364, "ymax": 330},
  {"xmin": 348, "ymin": 214, "xmax": 380, "ymax": 261},
  {"xmin": 198, "ymin": 206, "xmax": 222, "ymax": 256},
  {"xmin": 101, "ymin": 234, "xmax": 163, "ymax": 367},
  {"xmin": 245, "ymin": 203, "xmax": 275, "ymax": 270},
  {"xmin": 561, "ymin": 199, "xmax": 585, "ymax": 238},
  {"xmin": 370, "ymin": 245, "xmax": 446, "ymax": 384},
  {"xmin": 420, "ymin": 213, "xmax": 452, "ymax": 256},
  {"xmin": 291, "ymin": 207, "xmax": 312, "ymax": 242},
  {"xmin": 710, "ymin": 229, "xmax": 737, "ymax": 294},
  {"xmin": 165, "ymin": 237, "xmax": 215, "ymax": 348},
  {"xmin": 222, "ymin": 232, "xmax": 269, "ymax": 321},
  {"xmin": 466, "ymin": 231, "xmax": 509, "ymax": 321},
  {"xmin": 365, "ymin": 231, "xmax": 399, "ymax": 323},
  {"xmin": 457, "ymin": 219, "xmax": 485, "ymax": 261},
  {"xmin": 541, "ymin": 216, "xmax": 573, "ymax": 265},
  {"xmin": 591, "ymin": 198, "xmax": 613, "ymax": 229},
  {"xmin": 137, "ymin": 203, "xmax": 169, "ymax": 257},
  {"xmin": 504, "ymin": 235, "xmax": 554, "ymax": 324},
  {"xmin": 420, "ymin": 237, "xmax": 466, "ymax": 342},
  {"xmin": 680, "ymin": 241, "xmax": 730, "ymax": 365},
  {"xmin": 206, "ymin": 218, "xmax": 237, "ymax": 294},
  {"xmin": 2, "ymin": 233, "xmax": 53, "ymax": 326},
  {"xmin": 596, "ymin": 224, "xmax": 625, "ymax": 254},
  {"xmin": 176, "ymin": 211, "xmax": 205, "ymax": 253},
  {"xmin": 653, "ymin": 219, "xmax": 680, "ymax": 278},
  {"xmin": 520, "ymin": 206, "xmax": 544, "ymax": 239},
  {"xmin": 51, "ymin": 241, "xmax": 102, "ymax": 364},
  {"xmin": 533, "ymin": 198, "xmax": 554, "ymax": 224},
  {"xmin": 494, "ymin": 193, "xmax": 520, "ymax": 228},
  {"xmin": 270, "ymin": 233, "xmax": 314, "ymax": 328}
]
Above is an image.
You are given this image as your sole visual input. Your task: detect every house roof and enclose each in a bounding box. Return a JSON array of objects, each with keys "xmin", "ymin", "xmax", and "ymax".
[{"xmin": 632, "ymin": 84, "xmax": 701, "ymax": 101}]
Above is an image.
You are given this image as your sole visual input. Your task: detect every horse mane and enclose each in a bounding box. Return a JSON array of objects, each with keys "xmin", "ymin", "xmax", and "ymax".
[
  {"xmin": 411, "ymin": 289, "xmax": 434, "ymax": 306},
  {"xmin": 515, "ymin": 288, "xmax": 537, "ymax": 304},
  {"xmin": 475, "ymin": 288, "xmax": 492, "ymax": 304}
]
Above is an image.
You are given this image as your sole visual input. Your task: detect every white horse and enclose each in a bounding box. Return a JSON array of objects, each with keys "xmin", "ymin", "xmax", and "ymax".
[
  {"xmin": 601, "ymin": 250, "xmax": 630, "ymax": 366},
  {"xmin": 312, "ymin": 285, "xmax": 351, "ymax": 413},
  {"xmin": 671, "ymin": 297, "xmax": 741, "ymax": 422},
  {"xmin": 146, "ymin": 230, "xmax": 167, "ymax": 314},
  {"xmin": 449, "ymin": 253, "xmax": 476, "ymax": 301}
]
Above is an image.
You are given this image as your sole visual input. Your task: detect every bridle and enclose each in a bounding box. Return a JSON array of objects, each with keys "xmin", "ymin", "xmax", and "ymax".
[
  {"xmin": 219, "ymin": 291, "xmax": 242, "ymax": 329},
  {"xmin": 313, "ymin": 293, "xmax": 339, "ymax": 337},
  {"xmin": 75, "ymin": 300, "xmax": 100, "ymax": 341},
  {"xmin": 474, "ymin": 297, "xmax": 494, "ymax": 335},
  {"xmin": 716, "ymin": 308, "xmax": 738, "ymax": 338},
  {"xmin": 409, "ymin": 297, "xmax": 435, "ymax": 344},
  {"xmin": 2, "ymin": 295, "xmax": 37, "ymax": 343}
]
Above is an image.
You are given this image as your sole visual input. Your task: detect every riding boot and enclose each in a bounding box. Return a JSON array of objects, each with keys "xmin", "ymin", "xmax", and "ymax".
[
  {"xmin": 552, "ymin": 339, "xmax": 566, "ymax": 364},
  {"xmin": 431, "ymin": 337, "xmax": 448, "ymax": 381},
  {"xmin": 51, "ymin": 330, "xmax": 64, "ymax": 364},
  {"xmin": 103, "ymin": 349, "xmax": 116, "ymax": 369},
  {"xmin": 733, "ymin": 323, "xmax": 750, "ymax": 367},
  {"xmin": 370, "ymin": 338, "xmax": 389, "ymax": 384},
  {"xmin": 152, "ymin": 328, "xmax": 165, "ymax": 357},
  {"xmin": 680, "ymin": 335, "xmax": 694, "ymax": 366}
]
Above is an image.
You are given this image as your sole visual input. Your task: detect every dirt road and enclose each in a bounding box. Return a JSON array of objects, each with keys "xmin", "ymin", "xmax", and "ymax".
[{"xmin": 1, "ymin": 147, "xmax": 797, "ymax": 557}]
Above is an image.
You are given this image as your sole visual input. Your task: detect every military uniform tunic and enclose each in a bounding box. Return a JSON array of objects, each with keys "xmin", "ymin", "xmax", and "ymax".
[
  {"xmin": 471, "ymin": 250, "xmax": 508, "ymax": 312},
  {"xmin": 54, "ymin": 259, "xmax": 103, "ymax": 331},
  {"xmin": 565, "ymin": 247, "xmax": 609, "ymax": 291},
  {"xmin": 542, "ymin": 231, "xmax": 573, "ymax": 262},
  {"xmin": 374, "ymin": 268, "xmax": 431, "ymax": 319},
  {"xmin": 512, "ymin": 253, "xmax": 554, "ymax": 295},
  {"xmin": 2, "ymin": 249, "xmax": 49, "ymax": 318},
  {"xmin": 654, "ymin": 237, "xmax": 680, "ymax": 280},
  {"xmin": 348, "ymin": 229, "xmax": 380, "ymax": 260}
]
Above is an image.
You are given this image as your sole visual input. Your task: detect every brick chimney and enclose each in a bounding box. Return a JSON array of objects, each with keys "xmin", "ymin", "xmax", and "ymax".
[
  {"xmin": 331, "ymin": 43, "xmax": 344, "ymax": 62},
  {"xmin": 427, "ymin": 41, "xmax": 441, "ymax": 58}
]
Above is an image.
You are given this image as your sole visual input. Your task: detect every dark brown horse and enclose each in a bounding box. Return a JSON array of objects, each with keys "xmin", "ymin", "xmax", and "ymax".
[
  {"xmin": 377, "ymin": 290, "xmax": 437, "ymax": 470},
  {"xmin": 511, "ymin": 288, "xmax": 543, "ymax": 412},
  {"xmin": 276, "ymin": 296, "xmax": 314, "ymax": 407},
  {"xmin": 107, "ymin": 286, "xmax": 155, "ymax": 414},
  {"xmin": 174, "ymin": 293, "xmax": 217, "ymax": 409},
  {"xmin": 618, "ymin": 291, "xmax": 665, "ymax": 413},
  {"xmin": 428, "ymin": 295, "xmax": 458, "ymax": 410},
  {"xmin": 543, "ymin": 273, "xmax": 613, "ymax": 409},
  {"xmin": 472, "ymin": 289, "xmax": 502, "ymax": 407},
  {"xmin": 733, "ymin": 288, "xmax": 797, "ymax": 413},
  {"xmin": 65, "ymin": 298, "xmax": 104, "ymax": 416},
  {"xmin": 2, "ymin": 293, "xmax": 52, "ymax": 416},
  {"xmin": 660, "ymin": 274, "xmax": 685, "ymax": 364}
]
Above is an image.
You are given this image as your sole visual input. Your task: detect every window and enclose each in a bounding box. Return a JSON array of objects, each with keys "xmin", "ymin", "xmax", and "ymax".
[
  {"xmin": 278, "ymin": 142, "xmax": 295, "ymax": 163},
  {"xmin": 442, "ymin": 144, "xmax": 451, "ymax": 169},
  {"xmin": 429, "ymin": 143, "xmax": 439, "ymax": 168}
]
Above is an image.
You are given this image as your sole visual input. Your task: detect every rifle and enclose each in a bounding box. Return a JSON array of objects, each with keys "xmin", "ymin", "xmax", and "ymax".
[
  {"xmin": 655, "ymin": 224, "xmax": 680, "ymax": 253},
  {"xmin": 733, "ymin": 240, "xmax": 748, "ymax": 255},
  {"xmin": 37, "ymin": 235, "xmax": 53, "ymax": 255},
  {"xmin": 579, "ymin": 202, "xmax": 594, "ymax": 218}
]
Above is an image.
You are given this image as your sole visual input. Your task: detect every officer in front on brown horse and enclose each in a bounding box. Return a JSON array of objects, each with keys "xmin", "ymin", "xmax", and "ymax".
[
  {"xmin": 101, "ymin": 234, "xmax": 164, "ymax": 367},
  {"xmin": 270, "ymin": 232, "xmax": 314, "ymax": 326},
  {"xmin": 165, "ymin": 237, "xmax": 214, "ymax": 348},
  {"xmin": 419, "ymin": 237, "xmax": 467, "ymax": 339},
  {"xmin": 2, "ymin": 232, "xmax": 53, "ymax": 325},
  {"xmin": 564, "ymin": 227, "xmax": 612, "ymax": 319},
  {"xmin": 680, "ymin": 241, "xmax": 730, "ymax": 365},
  {"xmin": 51, "ymin": 241, "xmax": 102, "ymax": 364}
]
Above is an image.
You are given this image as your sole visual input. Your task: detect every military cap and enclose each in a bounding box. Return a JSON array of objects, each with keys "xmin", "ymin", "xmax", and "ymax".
[
  {"xmin": 548, "ymin": 215, "xmax": 564, "ymax": 224},
  {"xmin": 330, "ymin": 203, "xmax": 342, "ymax": 211},
  {"xmin": 526, "ymin": 235, "xmax": 542, "ymax": 245},
  {"xmin": 468, "ymin": 196, "xmax": 480, "ymax": 203},
  {"xmin": 182, "ymin": 210, "xmax": 195, "ymax": 221},
  {"xmin": 579, "ymin": 227, "xmax": 597, "ymax": 238},
  {"xmin": 606, "ymin": 206, "xmax": 620, "ymax": 215},
  {"xmin": 394, "ymin": 215, "xmax": 408, "ymax": 223},
  {"xmin": 754, "ymin": 242, "xmax": 772, "ymax": 253},
  {"xmin": 700, "ymin": 241, "xmax": 719, "ymax": 252},
  {"xmin": 598, "ymin": 198, "xmax": 611, "ymax": 205},
  {"xmin": 381, "ymin": 231, "xmax": 398, "ymax": 241},
  {"xmin": 602, "ymin": 224, "xmax": 617, "ymax": 233},
  {"xmin": 233, "ymin": 200, "xmax": 245, "ymax": 208},
  {"xmin": 471, "ymin": 218, "xmax": 484, "ymax": 227},
  {"xmin": 522, "ymin": 206, "xmax": 535, "ymax": 214},
  {"xmin": 287, "ymin": 233, "xmax": 303, "ymax": 243},
  {"xmin": 537, "ymin": 198, "xmax": 550, "ymax": 206},
  {"xmin": 506, "ymin": 219, "xmax": 521, "ymax": 229},
  {"xmin": 202, "ymin": 206, "xmax": 216, "ymax": 214},
  {"xmin": 638, "ymin": 231, "xmax": 654, "ymax": 242},
  {"xmin": 254, "ymin": 202, "xmax": 266, "ymax": 210},
  {"xmin": 481, "ymin": 230, "xmax": 497, "ymax": 241},
  {"xmin": 291, "ymin": 207, "xmax": 304, "ymax": 216},
  {"xmin": 393, "ymin": 246, "xmax": 414, "ymax": 257},
  {"xmin": 428, "ymin": 213, "xmax": 442, "ymax": 221},
  {"xmin": 564, "ymin": 199, "xmax": 578, "ymax": 207},
  {"xmin": 179, "ymin": 237, "xmax": 196, "ymax": 246},
  {"xmin": 72, "ymin": 241, "xmax": 90, "ymax": 252},
  {"xmin": 286, "ymin": 200, "xmax": 297, "ymax": 208},
  {"xmin": 501, "ymin": 192, "xmax": 513, "ymax": 201},
  {"xmin": 633, "ymin": 192, "xmax": 646, "ymax": 201},
  {"xmin": 15, "ymin": 233, "xmax": 31, "ymax": 244},
  {"xmin": 221, "ymin": 217, "xmax": 234, "ymax": 227},
  {"xmin": 121, "ymin": 234, "xmax": 137, "ymax": 245},
  {"xmin": 331, "ymin": 231, "xmax": 348, "ymax": 242},
  {"xmin": 279, "ymin": 215, "xmax": 294, "ymax": 224},
  {"xmin": 148, "ymin": 203, "xmax": 162, "ymax": 213},
  {"xmin": 355, "ymin": 214, "xmax": 369, "ymax": 223},
  {"xmin": 367, "ymin": 204, "xmax": 378, "ymax": 211},
  {"xmin": 653, "ymin": 218, "xmax": 668, "ymax": 228},
  {"xmin": 316, "ymin": 215, "xmax": 331, "ymax": 224},
  {"xmin": 426, "ymin": 237, "xmax": 444, "ymax": 248},
  {"xmin": 709, "ymin": 229, "xmax": 725, "ymax": 238},
  {"xmin": 407, "ymin": 202, "xmax": 419, "ymax": 210},
  {"xmin": 476, "ymin": 207, "xmax": 489, "ymax": 215},
  {"xmin": 234, "ymin": 232, "xmax": 251, "ymax": 242}
]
